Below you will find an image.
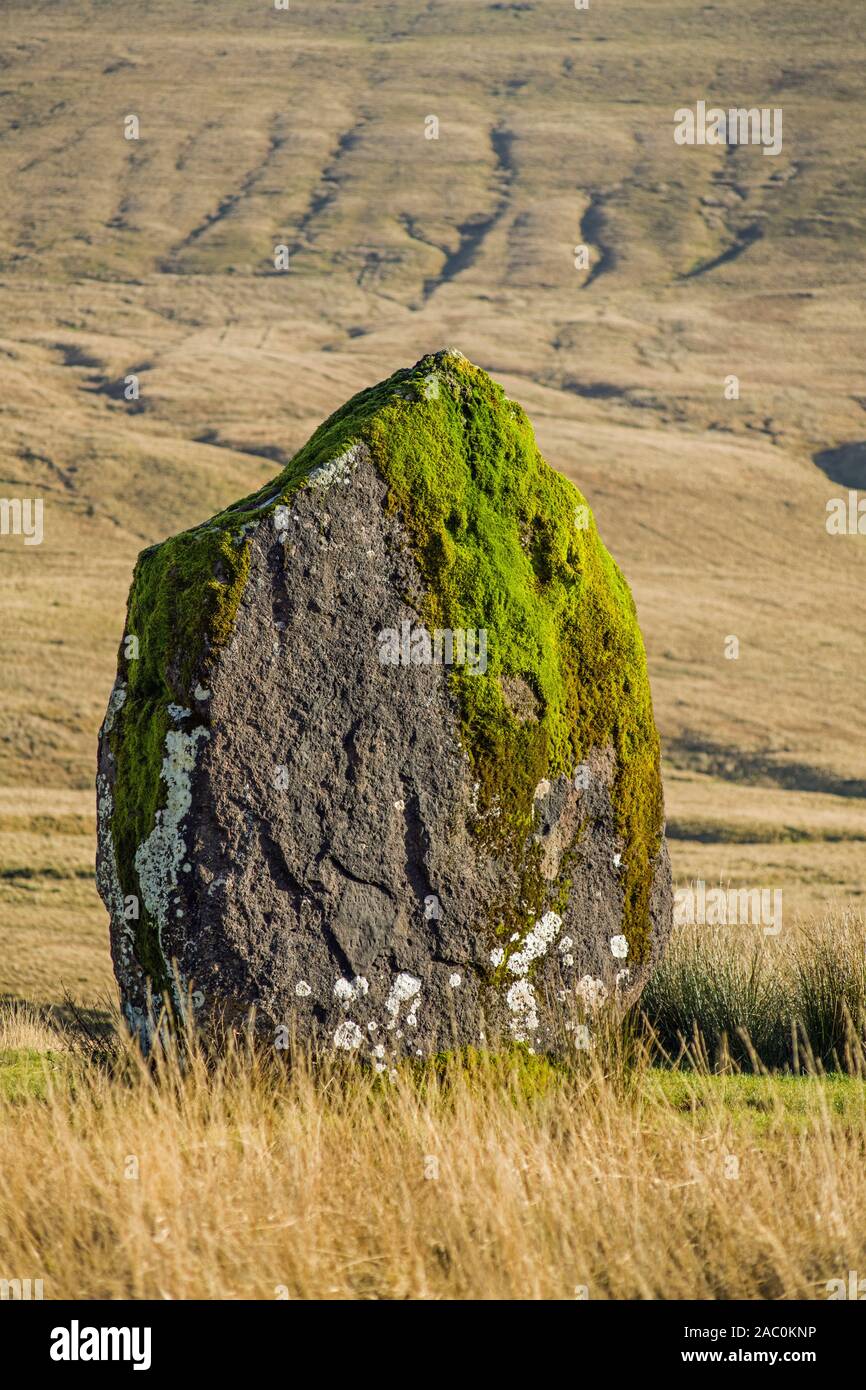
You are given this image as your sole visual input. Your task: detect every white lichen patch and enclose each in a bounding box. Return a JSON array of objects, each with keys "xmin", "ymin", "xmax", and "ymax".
[
  {"xmin": 333, "ymin": 1020, "xmax": 363, "ymax": 1050},
  {"xmin": 385, "ymin": 972, "xmax": 421, "ymax": 1030},
  {"xmin": 167, "ymin": 704, "xmax": 191, "ymax": 724},
  {"xmin": 133, "ymin": 725, "xmax": 210, "ymax": 985},
  {"xmin": 334, "ymin": 975, "xmax": 369, "ymax": 1006},
  {"xmin": 610, "ymin": 934, "xmax": 629, "ymax": 959},
  {"xmin": 490, "ymin": 947, "xmax": 505, "ymax": 967},
  {"xmin": 102, "ymin": 681, "xmax": 126, "ymax": 735},
  {"xmin": 295, "ymin": 980, "xmax": 312, "ymax": 998},
  {"xmin": 506, "ymin": 979, "xmax": 539, "ymax": 1042},
  {"xmin": 507, "ymin": 911, "xmax": 562, "ymax": 977},
  {"xmin": 576, "ymin": 975, "xmax": 608, "ymax": 1011},
  {"xmin": 96, "ymin": 773, "xmax": 133, "ymax": 967},
  {"xmin": 193, "ymin": 684, "xmax": 211, "ymax": 702},
  {"xmin": 573, "ymin": 761, "xmax": 592, "ymax": 791},
  {"xmin": 308, "ymin": 443, "xmax": 363, "ymax": 490},
  {"xmin": 448, "ymin": 972, "xmax": 462, "ymax": 988}
]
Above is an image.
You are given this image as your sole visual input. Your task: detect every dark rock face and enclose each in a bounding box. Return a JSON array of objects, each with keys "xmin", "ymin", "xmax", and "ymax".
[{"xmin": 97, "ymin": 352, "xmax": 672, "ymax": 1058}]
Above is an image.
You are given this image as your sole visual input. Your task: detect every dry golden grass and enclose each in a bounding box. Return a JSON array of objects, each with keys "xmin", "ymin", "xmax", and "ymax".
[{"xmin": 0, "ymin": 1012, "xmax": 864, "ymax": 1301}]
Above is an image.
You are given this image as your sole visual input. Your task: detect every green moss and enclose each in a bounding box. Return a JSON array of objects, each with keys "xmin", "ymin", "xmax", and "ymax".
[
  {"xmin": 342, "ymin": 1042, "xmax": 568, "ymax": 1105},
  {"xmin": 358, "ymin": 352, "xmax": 664, "ymax": 961},
  {"xmin": 108, "ymin": 350, "xmax": 664, "ymax": 993},
  {"xmin": 409, "ymin": 1044, "xmax": 567, "ymax": 1102}
]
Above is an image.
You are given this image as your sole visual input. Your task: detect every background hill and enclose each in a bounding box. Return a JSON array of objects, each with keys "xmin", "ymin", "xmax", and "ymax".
[{"xmin": 1, "ymin": 0, "xmax": 864, "ymax": 1010}]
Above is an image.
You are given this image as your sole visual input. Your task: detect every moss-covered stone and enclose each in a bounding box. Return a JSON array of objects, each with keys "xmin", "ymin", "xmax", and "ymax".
[{"xmin": 97, "ymin": 350, "xmax": 671, "ymax": 1052}]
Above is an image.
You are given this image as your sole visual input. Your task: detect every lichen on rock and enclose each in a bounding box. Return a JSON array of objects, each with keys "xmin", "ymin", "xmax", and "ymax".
[{"xmin": 96, "ymin": 350, "xmax": 672, "ymax": 1055}]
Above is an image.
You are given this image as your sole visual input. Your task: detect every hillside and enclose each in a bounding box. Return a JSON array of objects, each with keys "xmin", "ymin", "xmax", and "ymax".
[{"xmin": 1, "ymin": 0, "xmax": 864, "ymax": 1008}]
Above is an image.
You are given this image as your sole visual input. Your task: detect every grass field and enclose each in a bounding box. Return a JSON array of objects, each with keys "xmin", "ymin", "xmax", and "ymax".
[
  {"xmin": 1, "ymin": 948, "xmax": 865, "ymax": 1302},
  {"xmin": 2, "ymin": 920, "xmax": 865, "ymax": 1300}
]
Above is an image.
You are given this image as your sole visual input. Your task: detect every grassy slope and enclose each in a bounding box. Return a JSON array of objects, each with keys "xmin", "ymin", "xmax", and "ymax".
[{"xmin": 0, "ymin": 0, "xmax": 865, "ymax": 1007}]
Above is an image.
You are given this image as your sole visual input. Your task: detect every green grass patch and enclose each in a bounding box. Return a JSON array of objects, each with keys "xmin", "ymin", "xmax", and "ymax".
[
  {"xmin": 0, "ymin": 1048, "xmax": 72, "ymax": 1103},
  {"xmin": 647, "ymin": 1069, "xmax": 866, "ymax": 1133}
]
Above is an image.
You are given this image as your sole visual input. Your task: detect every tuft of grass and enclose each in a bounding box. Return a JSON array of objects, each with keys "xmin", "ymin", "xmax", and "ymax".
[
  {"xmin": 641, "ymin": 912, "xmax": 866, "ymax": 1073},
  {"xmin": 0, "ymin": 1000, "xmax": 70, "ymax": 1054}
]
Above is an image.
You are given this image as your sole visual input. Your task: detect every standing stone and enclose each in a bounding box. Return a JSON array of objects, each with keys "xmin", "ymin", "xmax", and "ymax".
[{"xmin": 97, "ymin": 351, "xmax": 672, "ymax": 1056}]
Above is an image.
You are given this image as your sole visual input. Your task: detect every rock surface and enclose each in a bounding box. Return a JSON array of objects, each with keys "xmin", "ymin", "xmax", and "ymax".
[{"xmin": 97, "ymin": 351, "xmax": 672, "ymax": 1056}]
